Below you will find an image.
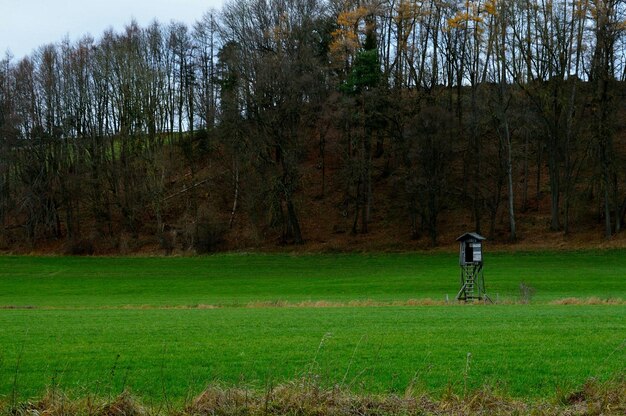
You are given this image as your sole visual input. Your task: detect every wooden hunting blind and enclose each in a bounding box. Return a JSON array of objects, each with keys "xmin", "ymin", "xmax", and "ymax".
[{"xmin": 456, "ymin": 232, "xmax": 490, "ymax": 302}]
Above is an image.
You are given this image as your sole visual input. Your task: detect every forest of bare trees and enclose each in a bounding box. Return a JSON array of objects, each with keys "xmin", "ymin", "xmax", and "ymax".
[{"xmin": 0, "ymin": 0, "xmax": 625, "ymax": 252}]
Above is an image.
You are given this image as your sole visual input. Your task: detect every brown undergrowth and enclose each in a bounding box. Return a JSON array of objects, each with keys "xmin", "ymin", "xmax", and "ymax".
[{"xmin": 2, "ymin": 378, "xmax": 625, "ymax": 415}]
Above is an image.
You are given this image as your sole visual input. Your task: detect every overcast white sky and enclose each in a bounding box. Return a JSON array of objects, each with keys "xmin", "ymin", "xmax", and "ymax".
[{"xmin": 1, "ymin": 0, "xmax": 225, "ymax": 60}]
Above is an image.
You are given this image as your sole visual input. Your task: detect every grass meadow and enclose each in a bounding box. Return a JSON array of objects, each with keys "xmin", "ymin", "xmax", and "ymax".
[{"xmin": 0, "ymin": 251, "xmax": 625, "ymax": 408}]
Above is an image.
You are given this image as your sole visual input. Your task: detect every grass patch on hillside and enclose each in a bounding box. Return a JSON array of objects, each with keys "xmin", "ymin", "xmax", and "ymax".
[{"xmin": 0, "ymin": 251, "xmax": 624, "ymax": 403}]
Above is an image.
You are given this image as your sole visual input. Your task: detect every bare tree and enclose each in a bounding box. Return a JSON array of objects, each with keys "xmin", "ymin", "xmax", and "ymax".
[{"xmin": 590, "ymin": 0, "xmax": 626, "ymax": 236}]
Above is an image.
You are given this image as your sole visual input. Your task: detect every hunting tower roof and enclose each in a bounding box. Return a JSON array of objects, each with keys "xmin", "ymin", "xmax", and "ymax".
[{"xmin": 456, "ymin": 232, "xmax": 486, "ymax": 242}]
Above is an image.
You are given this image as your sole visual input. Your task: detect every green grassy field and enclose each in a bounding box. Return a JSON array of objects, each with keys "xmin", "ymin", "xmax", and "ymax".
[{"xmin": 0, "ymin": 251, "xmax": 624, "ymax": 403}]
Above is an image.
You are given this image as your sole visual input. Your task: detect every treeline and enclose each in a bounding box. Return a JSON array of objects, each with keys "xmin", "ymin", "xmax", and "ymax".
[{"xmin": 0, "ymin": 0, "xmax": 625, "ymax": 252}]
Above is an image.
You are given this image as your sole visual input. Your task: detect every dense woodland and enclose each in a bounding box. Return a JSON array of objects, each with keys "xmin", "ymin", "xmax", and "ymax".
[{"xmin": 0, "ymin": 0, "xmax": 625, "ymax": 253}]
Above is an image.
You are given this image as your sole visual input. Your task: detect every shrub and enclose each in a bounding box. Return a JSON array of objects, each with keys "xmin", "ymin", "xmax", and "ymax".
[
  {"xmin": 64, "ymin": 238, "xmax": 95, "ymax": 256},
  {"xmin": 519, "ymin": 282, "xmax": 536, "ymax": 304},
  {"xmin": 194, "ymin": 220, "xmax": 226, "ymax": 254}
]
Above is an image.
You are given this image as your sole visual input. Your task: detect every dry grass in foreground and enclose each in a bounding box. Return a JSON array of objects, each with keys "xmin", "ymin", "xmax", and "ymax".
[{"xmin": 3, "ymin": 378, "xmax": 624, "ymax": 416}]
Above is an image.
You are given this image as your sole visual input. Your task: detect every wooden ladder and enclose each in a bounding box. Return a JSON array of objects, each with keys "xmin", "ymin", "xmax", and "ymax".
[{"xmin": 465, "ymin": 275, "xmax": 475, "ymax": 300}]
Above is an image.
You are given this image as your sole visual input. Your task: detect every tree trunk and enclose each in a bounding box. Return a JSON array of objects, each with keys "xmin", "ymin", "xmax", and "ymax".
[
  {"xmin": 548, "ymin": 147, "xmax": 560, "ymax": 231},
  {"xmin": 361, "ymin": 128, "xmax": 372, "ymax": 234},
  {"xmin": 229, "ymin": 159, "xmax": 239, "ymax": 229},
  {"xmin": 522, "ymin": 132, "xmax": 529, "ymax": 212},
  {"xmin": 286, "ymin": 198, "xmax": 303, "ymax": 244},
  {"xmin": 505, "ymin": 121, "xmax": 516, "ymax": 241}
]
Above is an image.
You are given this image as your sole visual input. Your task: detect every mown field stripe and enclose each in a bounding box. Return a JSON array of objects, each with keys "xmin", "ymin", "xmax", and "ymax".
[
  {"xmin": 1, "ymin": 296, "xmax": 625, "ymax": 310},
  {"xmin": 1, "ymin": 251, "xmax": 625, "ymax": 308}
]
